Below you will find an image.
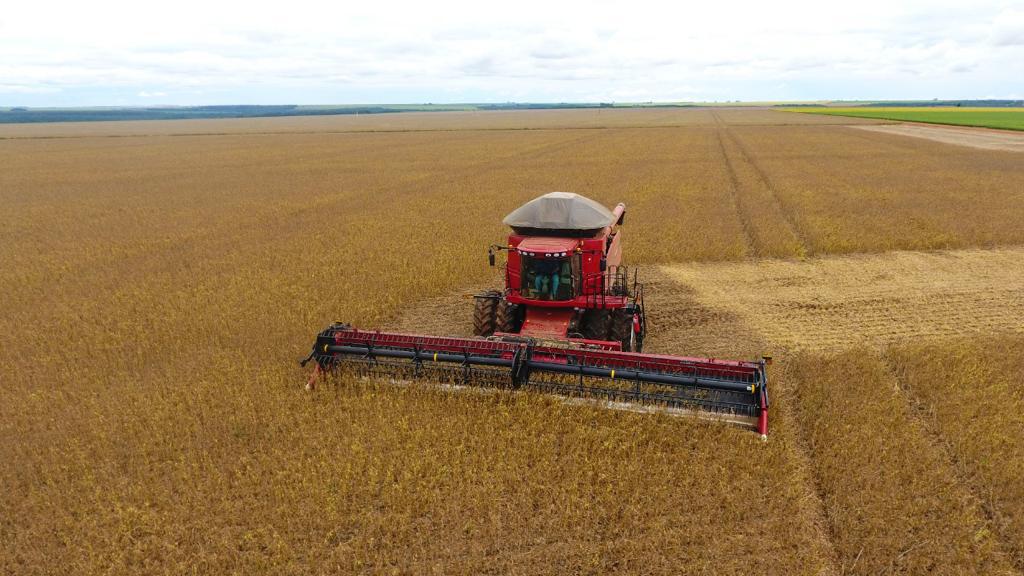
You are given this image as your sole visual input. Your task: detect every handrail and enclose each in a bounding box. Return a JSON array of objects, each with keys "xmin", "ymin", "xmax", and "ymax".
[{"xmin": 581, "ymin": 265, "xmax": 631, "ymax": 309}]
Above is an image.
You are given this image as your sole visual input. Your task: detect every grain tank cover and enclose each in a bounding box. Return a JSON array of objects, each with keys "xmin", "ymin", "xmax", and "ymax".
[{"xmin": 503, "ymin": 192, "xmax": 615, "ymax": 234}]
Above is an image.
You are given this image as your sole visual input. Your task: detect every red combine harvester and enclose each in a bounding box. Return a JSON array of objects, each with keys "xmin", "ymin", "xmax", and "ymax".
[{"xmin": 303, "ymin": 192, "xmax": 770, "ymax": 437}]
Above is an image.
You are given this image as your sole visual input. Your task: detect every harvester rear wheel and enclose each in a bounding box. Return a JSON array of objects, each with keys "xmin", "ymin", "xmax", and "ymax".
[
  {"xmin": 495, "ymin": 299, "xmax": 518, "ymax": 333},
  {"xmin": 580, "ymin": 309, "xmax": 611, "ymax": 340},
  {"xmin": 473, "ymin": 293, "xmax": 499, "ymax": 336}
]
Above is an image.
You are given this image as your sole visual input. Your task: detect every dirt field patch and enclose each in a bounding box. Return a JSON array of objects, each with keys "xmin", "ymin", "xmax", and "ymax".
[
  {"xmin": 851, "ymin": 123, "xmax": 1024, "ymax": 152},
  {"xmin": 661, "ymin": 247, "xmax": 1024, "ymax": 353},
  {"xmin": 386, "ymin": 283, "xmax": 492, "ymax": 336}
]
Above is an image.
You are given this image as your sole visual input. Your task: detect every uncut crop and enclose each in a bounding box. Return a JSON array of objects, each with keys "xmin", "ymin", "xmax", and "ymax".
[
  {"xmin": 0, "ymin": 121, "xmax": 830, "ymax": 575},
  {"xmin": 3, "ymin": 108, "xmax": 1024, "ymax": 574},
  {"xmin": 888, "ymin": 337, "xmax": 1024, "ymax": 569},
  {"xmin": 785, "ymin": 351, "xmax": 1016, "ymax": 575}
]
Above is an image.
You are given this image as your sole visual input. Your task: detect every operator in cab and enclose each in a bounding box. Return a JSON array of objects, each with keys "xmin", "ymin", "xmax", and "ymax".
[{"xmin": 533, "ymin": 257, "xmax": 562, "ymax": 299}]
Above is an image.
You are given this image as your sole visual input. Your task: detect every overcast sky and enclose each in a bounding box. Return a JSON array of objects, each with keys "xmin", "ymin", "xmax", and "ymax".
[{"xmin": 2, "ymin": 0, "xmax": 1022, "ymax": 106}]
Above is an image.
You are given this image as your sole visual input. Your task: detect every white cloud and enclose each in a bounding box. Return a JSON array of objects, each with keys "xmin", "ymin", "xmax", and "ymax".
[
  {"xmin": 0, "ymin": 0, "xmax": 1021, "ymax": 105},
  {"xmin": 0, "ymin": 84, "xmax": 61, "ymax": 94}
]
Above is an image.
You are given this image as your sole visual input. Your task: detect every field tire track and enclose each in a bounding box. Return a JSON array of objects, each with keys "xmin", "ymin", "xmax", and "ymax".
[
  {"xmin": 834, "ymin": 123, "xmax": 931, "ymax": 153},
  {"xmin": 714, "ymin": 131, "xmax": 757, "ymax": 258},
  {"xmin": 770, "ymin": 365, "xmax": 843, "ymax": 576},
  {"xmin": 722, "ymin": 128, "xmax": 813, "ymax": 257}
]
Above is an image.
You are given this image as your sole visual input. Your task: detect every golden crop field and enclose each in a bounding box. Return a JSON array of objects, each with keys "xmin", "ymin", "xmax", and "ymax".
[{"xmin": 3, "ymin": 107, "xmax": 1024, "ymax": 575}]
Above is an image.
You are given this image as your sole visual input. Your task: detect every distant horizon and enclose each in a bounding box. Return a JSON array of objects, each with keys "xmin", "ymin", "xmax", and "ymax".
[
  {"xmin": 5, "ymin": 98, "xmax": 1024, "ymax": 110},
  {"xmin": 4, "ymin": 99, "xmax": 1022, "ymax": 125}
]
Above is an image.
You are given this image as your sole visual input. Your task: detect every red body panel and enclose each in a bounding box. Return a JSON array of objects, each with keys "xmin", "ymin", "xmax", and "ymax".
[
  {"xmin": 520, "ymin": 307, "xmax": 575, "ymax": 339},
  {"xmin": 517, "ymin": 236, "xmax": 578, "ymax": 255},
  {"xmin": 506, "ymin": 293, "xmax": 627, "ymax": 308}
]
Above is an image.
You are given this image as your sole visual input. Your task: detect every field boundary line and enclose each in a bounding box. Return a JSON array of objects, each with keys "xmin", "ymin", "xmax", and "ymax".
[
  {"xmin": 836, "ymin": 124, "xmax": 939, "ymax": 153},
  {"xmin": 848, "ymin": 124, "xmax": 1024, "ymax": 153},
  {"xmin": 879, "ymin": 351, "xmax": 1024, "ymax": 574},
  {"xmin": 783, "ymin": 108, "xmax": 1024, "ymax": 133}
]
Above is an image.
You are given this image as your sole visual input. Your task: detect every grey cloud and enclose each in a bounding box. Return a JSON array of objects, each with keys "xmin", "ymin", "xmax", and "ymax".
[
  {"xmin": 460, "ymin": 56, "xmax": 499, "ymax": 76},
  {"xmin": 705, "ymin": 59, "xmax": 745, "ymax": 68},
  {"xmin": 777, "ymin": 58, "xmax": 831, "ymax": 72},
  {"xmin": 238, "ymin": 30, "xmax": 292, "ymax": 45},
  {"xmin": 530, "ymin": 46, "xmax": 577, "ymax": 60},
  {"xmin": 992, "ymin": 29, "xmax": 1024, "ymax": 46},
  {"xmin": 376, "ymin": 40, "xmax": 433, "ymax": 56},
  {"xmin": 0, "ymin": 83, "xmax": 61, "ymax": 94}
]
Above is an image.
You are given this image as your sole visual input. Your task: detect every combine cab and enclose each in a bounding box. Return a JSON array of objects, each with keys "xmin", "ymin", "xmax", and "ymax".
[{"xmin": 303, "ymin": 192, "xmax": 770, "ymax": 437}]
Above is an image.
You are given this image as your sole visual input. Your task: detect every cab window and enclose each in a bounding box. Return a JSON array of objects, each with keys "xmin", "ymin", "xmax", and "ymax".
[{"xmin": 521, "ymin": 255, "xmax": 572, "ymax": 300}]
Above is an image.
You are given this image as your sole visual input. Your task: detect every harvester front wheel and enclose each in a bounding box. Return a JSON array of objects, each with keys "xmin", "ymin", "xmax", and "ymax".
[
  {"xmin": 473, "ymin": 293, "xmax": 499, "ymax": 336},
  {"xmin": 610, "ymin": 310, "xmax": 634, "ymax": 351},
  {"xmin": 495, "ymin": 299, "xmax": 518, "ymax": 334}
]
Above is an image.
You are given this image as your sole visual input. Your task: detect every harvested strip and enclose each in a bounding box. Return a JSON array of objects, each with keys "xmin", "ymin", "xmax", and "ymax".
[
  {"xmin": 660, "ymin": 247, "xmax": 1024, "ymax": 352},
  {"xmin": 787, "ymin": 351, "xmax": 1017, "ymax": 575}
]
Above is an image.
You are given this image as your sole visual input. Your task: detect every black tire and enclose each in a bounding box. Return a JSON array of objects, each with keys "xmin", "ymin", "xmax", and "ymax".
[
  {"xmin": 580, "ymin": 309, "xmax": 611, "ymax": 340},
  {"xmin": 495, "ymin": 299, "xmax": 517, "ymax": 334},
  {"xmin": 473, "ymin": 294, "xmax": 498, "ymax": 337},
  {"xmin": 610, "ymin": 309, "xmax": 633, "ymax": 351}
]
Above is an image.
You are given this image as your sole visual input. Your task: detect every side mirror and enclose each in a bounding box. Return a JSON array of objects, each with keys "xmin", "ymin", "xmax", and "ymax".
[{"xmin": 488, "ymin": 250, "xmax": 496, "ymax": 267}]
